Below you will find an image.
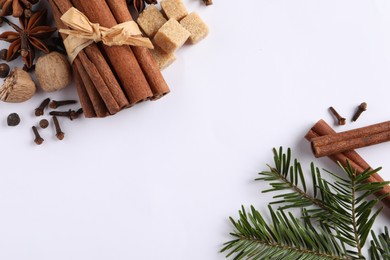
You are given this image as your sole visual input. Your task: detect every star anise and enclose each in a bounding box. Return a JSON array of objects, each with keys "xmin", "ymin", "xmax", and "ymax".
[
  {"xmin": 0, "ymin": 0, "xmax": 39, "ymax": 18},
  {"xmin": 129, "ymin": 0, "xmax": 158, "ymax": 14},
  {"xmin": 0, "ymin": 9, "xmax": 56, "ymax": 68}
]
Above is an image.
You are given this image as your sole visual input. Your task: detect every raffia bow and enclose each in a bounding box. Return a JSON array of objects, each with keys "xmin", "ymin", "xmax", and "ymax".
[{"xmin": 59, "ymin": 7, "xmax": 153, "ymax": 63}]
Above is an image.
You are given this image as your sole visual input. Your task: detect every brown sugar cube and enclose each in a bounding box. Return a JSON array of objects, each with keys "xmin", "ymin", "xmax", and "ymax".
[
  {"xmin": 154, "ymin": 18, "xmax": 190, "ymax": 53},
  {"xmin": 161, "ymin": 0, "xmax": 188, "ymax": 21},
  {"xmin": 150, "ymin": 46, "xmax": 176, "ymax": 70},
  {"xmin": 180, "ymin": 12, "xmax": 209, "ymax": 44},
  {"xmin": 137, "ymin": 5, "xmax": 167, "ymax": 37}
]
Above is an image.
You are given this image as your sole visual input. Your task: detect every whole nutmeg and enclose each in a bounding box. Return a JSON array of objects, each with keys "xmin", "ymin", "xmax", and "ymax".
[
  {"xmin": 0, "ymin": 68, "xmax": 36, "ymax": 103},
  {"xmin": 35, "ymin": 52, "xmax": 72, "ymax": 92}
]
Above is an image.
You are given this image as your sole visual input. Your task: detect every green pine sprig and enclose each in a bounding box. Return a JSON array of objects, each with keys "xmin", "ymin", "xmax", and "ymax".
[{"xmin": 222, "ymin": 147, "xmax": 390, "ymax": 260}]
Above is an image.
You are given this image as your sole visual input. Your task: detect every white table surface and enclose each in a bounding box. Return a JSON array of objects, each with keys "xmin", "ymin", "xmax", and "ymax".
[{"xmin": 0, "ymin": 0, "xmax": 390, "ymax": 259}]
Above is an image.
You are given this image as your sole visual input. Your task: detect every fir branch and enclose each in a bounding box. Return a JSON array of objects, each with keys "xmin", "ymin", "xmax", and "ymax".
[
  {"xmin": 257, "ymin": 147, "xmax": 388, "ymax": 255},
  {"xmin": 322, "ymin": 163, "xmax": 388, "ymax": 258},
  {"xmin": 256, "ymin": 147, "xmax": 333, "ymax": 219},
  {"xmin": 370, "ymin": 227, "xmax": 390, "ymax": 260},
  {"xmin": 221, "ymin": 205, "xmax": 349, "ymax": 260},
  {"xmin": 223, "ymin": 147, "xmax": 390, "ymax": 260}
]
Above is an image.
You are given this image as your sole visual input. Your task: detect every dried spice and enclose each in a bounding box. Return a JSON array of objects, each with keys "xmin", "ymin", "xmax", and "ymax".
[
  {"xmin": 0, "ymin": 9, "xmax": 56, "ymax": 68},
  {"xmin": 0, "ymin": 0, "xmax": 39, "ymax": 17},
  {"xmin": 329, "ymin": 106, "xmax": 346, "ymax": 126},
  {"xmin": 203, "ymin": 0, "xmax": 212, "ymax": 6},
  {"xmin": 7, "ymin": 112, "xmax": 20, "ymax": 126},
  {"xmin": 310, "ymin": 120, "xmax": 390, "ymax": 158},
  {"xmin": 32, "ymin": 125, "xmax": 43, "ymax": 145},
  {"xmin": 34, "ymin": 97, "xmax": 50, "ymax": 116},
  {"xmin": 0, "ymin": 63, "xmax": 9, "ymax": 78},
  {"xmin": 49, "ymin": 109, "xmax": 81, "ymax": 120},
  {"xmin": 52, "ymin": 115, "xmax": 64, "ymax": 140},
  {"xmin": 49, "ymin": 100, "xmax": 77, "ymax": 109},
  {"xmin": 129, "ymin": 0, "xmax": 158, "ymax": 14},
  {"xmin": 352, "ymin": 102, "xmax": 367, "ymax": 122},
  {"xmin": 35, "ymin": 52, "xmax": 72, "ymax": 92},
  {"xmin": 39, "ymin": 119, "xmax": 48, "ymax": 128},
  {"xmin": 0, "ymin": 67, "xmax": 36, "ymax": 102}
]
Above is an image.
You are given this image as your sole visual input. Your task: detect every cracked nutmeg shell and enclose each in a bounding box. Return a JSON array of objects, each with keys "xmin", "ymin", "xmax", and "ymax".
[{"xmin": 0, "ymin": 67, "xmax": 36, "ymax": 102}]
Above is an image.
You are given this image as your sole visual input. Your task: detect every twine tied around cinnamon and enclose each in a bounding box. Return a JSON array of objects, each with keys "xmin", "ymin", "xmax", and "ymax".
[{"xmin": 59, "ymin": 7, "xmax": 153, "ymax": 63}]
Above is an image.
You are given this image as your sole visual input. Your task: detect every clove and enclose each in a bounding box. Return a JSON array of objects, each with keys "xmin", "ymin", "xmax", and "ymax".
[
  {"xmin": 49, "ymin": 99, "xmax": 77, "ymax": 109},
  {"xmin": 32, "ymin": 126, "xmax": 44, "ymax": 145},
  {"xmin": 352, "ymin": 102, "xmax": 367, "ymax": 122},
  {"xmin": 49, "ymin": 109, "xmax": 79, "ymax": 120},
  {"xmin": 52, "ymin": 115, "xmax": 64, "ymax": 140},
  {"xmin": 35, "ymin": 98, "xmax": 50, "ymax": 116},
  {"xmin": 329, "ymin": 106, "xmax": 346, "ymax": 126}
]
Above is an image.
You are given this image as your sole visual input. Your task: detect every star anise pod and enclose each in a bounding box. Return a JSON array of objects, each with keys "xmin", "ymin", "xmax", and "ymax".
[
  {"xmin": 129, "ymin": 0, "xmax": 158, "ymax": 14},
  {"xmin": 0, "ymin": 0, "xmax": 39, "ymax": 18},
  {"xmin": 0, "ymin": 9, "xmax": 56, "ymax": 68}
]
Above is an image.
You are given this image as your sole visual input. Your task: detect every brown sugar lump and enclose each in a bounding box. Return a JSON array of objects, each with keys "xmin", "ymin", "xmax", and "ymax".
[
  {"xmin": 154, "ymin": 18, "xmax": 191, "ymax": 53},
  {"xmin": 150, "ymin": 46, "xmax": 176, "ymax": 70},
  {"xmin": 180, "ymin": 12, "xmax": 209, "ymax": 44},
  {"xmin": 137, "ymin": 5, "xmax": 167, "ymax": 37},
  {"xmin": 160, "ymin": 0, "xmax": 188, "ymax": 21}
]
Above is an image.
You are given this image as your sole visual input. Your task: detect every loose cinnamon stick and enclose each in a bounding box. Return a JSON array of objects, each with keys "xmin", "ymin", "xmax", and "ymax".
[
  {"xmin": 305, "ymin": 119, "xmax": 390, "ymax": 207},
  {"xmin": 105, "ymin": 0, "xmax": 170, "ymax": 100},
  {"xmin": 70, "ymin": 0, "xmax": 153, "ymax": 105},
  {"xmin": 49, "ymin": 0, "xmax": 128, "ymax": 116},
  {"xmin": 311, "ymin": 121, "xmax": 390, "ymax": 157}
]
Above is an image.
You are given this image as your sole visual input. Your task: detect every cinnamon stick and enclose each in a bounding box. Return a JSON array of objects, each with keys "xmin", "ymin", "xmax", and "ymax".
[
  {"xmin": 70, "ymin": 0, "xmax": 153, "ymax": 105},
  {"xmin": 74, "ymin": 59, "xmax": 109, "ymax": 117},
  {"xmin": 83, "ymin": 45, "xmax": 129, "ymax": 110},
  {"xmin": 305, "ymin": 119, "xmax": 390, "ymax": 207},
  {"xmin": 105, "ymin": 0, "xmax": 170, "ymax": 100},
  {"xmin": 311, "ymin": 121, "xmax": 390, "ymax": 157},
  {"xmin": 72, "ymin": 65, "xmax": 96, "ymax": 118},
  {"xmin": 77, "ymin": 51, "xmax": 121, "ymax": 115}
]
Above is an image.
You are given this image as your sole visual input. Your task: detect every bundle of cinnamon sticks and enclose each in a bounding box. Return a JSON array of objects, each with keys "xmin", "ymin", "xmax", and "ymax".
[{"xmin": 48, "ymin": 0, "xmax": 170, "ymax": 118}]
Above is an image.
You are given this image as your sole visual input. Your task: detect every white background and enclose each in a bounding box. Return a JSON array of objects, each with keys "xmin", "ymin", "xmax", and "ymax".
[{"xmin": 0, "ymin": 0, "xmax": 390, "ymax": 259}]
